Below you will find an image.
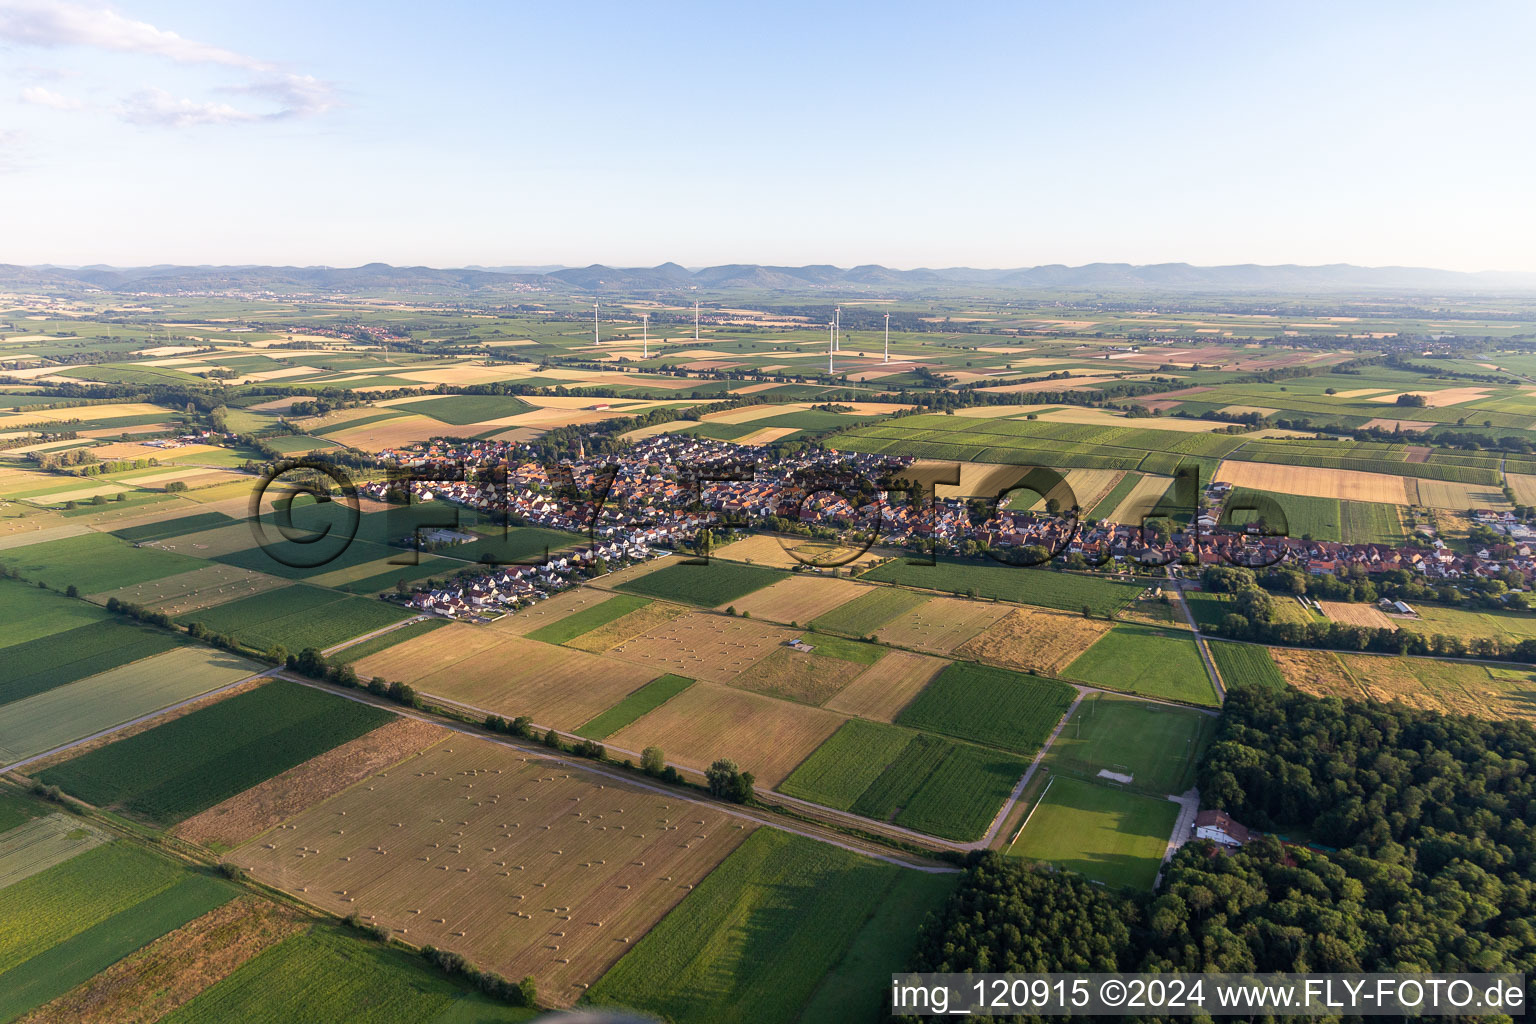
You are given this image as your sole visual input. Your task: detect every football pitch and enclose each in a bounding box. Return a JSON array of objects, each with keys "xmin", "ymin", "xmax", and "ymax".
[{"xmin": 1007, "ymin": 775, "xmax": 1179, "ymax": 890}]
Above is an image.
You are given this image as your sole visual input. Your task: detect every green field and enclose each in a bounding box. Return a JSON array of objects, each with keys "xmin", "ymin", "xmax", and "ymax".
[
  {"xmin": 177, "ymin": 584, "xmax": 412, "ymax": 653},
  {"xmin": 445, "ymin": 525, "xmax": 581, "ymax": 566},
  {"xmin": 111, "ymin": 511, "xmax": 233, "ymax": 544},
  {"xmin": 1064, "ymin": 624, "xmax": 1219, "ymax": 706},
  {"xmin": 0, "ymin": 872, "xmax": 236, "ymax": 1022},
  {"xmin": 574, "ymin": 673, "xmax": 694, "ymax": 740},
  {"xmin": 618, "ymin": 561, "xmax": 786, "ymax": 607},
  {"xmin": 1339, "ymin": 500, "xmax": 1407, "ymax": 545},
  {"xmin": 848, "ymin": 733, "xmax": 953, "ymax": 821},
  {"xmin": 1088, "ymin": 471, "xmax": 1141, "ymax": 519},
  {"xmin": 37, "ymin": 681, "xmax": 392, "ymax": 825},
  {"xmin": 1223, "ymin": 487, "xmax": 1340, "ymax": 543},
  {"xmin": 0, "ymin": 576, "xmax": 113, "ymax": 649},
  {"xmin": 0, "ymin": 531, "xmax": 205, "ymax": 592},
  {"xmin": 798, "ymin": 632, "xmax": 884, "ymax": 665},
  {"xmin": 161, "ymin": 925, "xmax": 538, "ymax": 1024},
  {"xmin": 587, "ymin": 829, "xmax": 953, "ymax": 1024},
  {"xmin": 1209, "ymin": 641, "xmax": 1287, "ymax": 691},
  {"xmin": 333, "ymin": 617, "xmax": 449, "ymax": 664},
  {"xmin": 1045, "ymin": 692, "xmax": 1214, "ymax": 794},
  {"xmin": 0, "ymin": 618, "xmax": 183, "ymax": 708},
  {"xmin": 860, "ymin": 558, "xmax": 1138, "ymax": 616},
  {"xmin": 809, "ymin": 586, "xmax": 928, "ymax": 636},
  {"xmin": 1008, "ymin": 775, "xmax": 1180, "ymax": 890},
  {"xmin": 896, "ymin": 662, "xmax": 1075, "ymax": 754},
  {"xmin": 403, "ymin": 394, "xmax": 532, "ymax": 425},
  {"xmin": 893, "ymin": 742, "xmax": 1029, "ymax": 841},
  {"xmin": 778, "ymin": 719, "xmax": 916, "ymax": 809},
  {"xmin": 0, "ymin": 813, "xmax": 113, "ymax": 890},
  {"xmin": 526, "ymin": 593, "xmax": 651, "ymax": 645}
]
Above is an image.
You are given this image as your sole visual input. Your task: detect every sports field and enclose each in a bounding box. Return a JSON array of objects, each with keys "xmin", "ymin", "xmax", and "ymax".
[
  {"xmin": 1064, "ymin": 624, "xmax": 1219, "ymax": 706},
  {"xmin": 37, "ymin": 681, "xmax": 393, "ymax": 826},
  {"xmin": 896, "ymin": 662, "xmax": 1075, "ymax": 755},
  {"xmin": 0, "ymin": 647, "xmax": 262, "ymax": 766},
  {"xmin": 860, "ymin": 558, "xmax": 1139, "ymax": 616},
  {"xmin": 1008, "ymin": 776, "xmax": 1179, "ymax": 890},
  {"xmin": 1044, "ymin": 692, "xmax": 1214, "ymax": 795},
  {"xmin": 231, "ymin": 736, "xmax": 752, "ymax": 1007},
  {"xmin": 617, "ymin": 561, "xmax": 786, "ymax": 607},
  {"xmin": 587, "ymin": 828, "xmax": 954, "ymax": 1024}
]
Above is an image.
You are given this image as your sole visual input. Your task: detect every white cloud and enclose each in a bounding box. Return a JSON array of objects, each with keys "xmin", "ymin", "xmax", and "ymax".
[
  {"xmin": 20, "ymin": 85, "xmax": 82, "ymax": 110},
  {"xmin": 0, "ymin": 128, "xmax": 30, "ymax": 172},
  {"xmin": 115, "ymin": 87, "xmax": 257, "ymax": 127},
  {"xmin": 0, "ymin": 2, "xmax": 338, "ymax": 126}
]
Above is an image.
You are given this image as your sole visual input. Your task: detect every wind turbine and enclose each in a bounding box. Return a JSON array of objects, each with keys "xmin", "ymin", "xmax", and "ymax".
[
  {"xmin": 694, "ymin": 301, "xmax": 700, "ymax": 342},
  {"xmin": 641, "ymin": 312, "xmax": 649, "ymax": 359},
  {"xmin": 884, "ymin": 313, "xmax": 890, "ymax": 364},
  {"xmin": 828, "ymin": 320, "xmax": 835, "ymax": 375},
  {"xmin": 833, "ymin": 305, "xmax": 840, "ymax": 352},
  {"xmin": 593, "ymin": 301, "xmax": 600, "ymax": 345}
]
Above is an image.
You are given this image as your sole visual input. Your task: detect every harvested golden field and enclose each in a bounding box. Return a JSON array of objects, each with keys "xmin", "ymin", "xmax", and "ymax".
[
  {"xmin": 873, "ymin": 596, "xmax": 1010, "ymax": 654},
  {"xmin": 588, "ymin": 555, "xmax": 679, "ymax": 592},
  {"xmin": 565, "ymin": 601, "xmax": 687, "ymax": 654},
  {"xmin": 155, "ymin": 521, "xmax": 259, "ymax": 557},
  {"xmin": 605, "ymin": 612, "xmax": 792, "ymax": 684},
  {"xmin": 1269, "ymin": 647, "xmax": 1359, "ymax": 697},
  {"xmin": 1507, "ymin": 473, "xmax": 1536, "ymax": 507},
  {"xmin": 724, "ymin": 647, "xmax": 867, "ymax": 705},
  {"xmin": 1019, "ymin": 468, "xmax": 1124, "ymax": 513},
  {"xmin": 953, "ymin": 607, "xmax": 1112, "ymax": 674},
  {"xmin": 0, "ymin": 522, "xmax": 88, "ymax": 548},
  {"xmin": 1365, "ymin": 387, "xmax": 1490, "ymax": 408},
  {"xmin": 0, "ymin": 402, "xmax": 170, "ymax": 428},
  {"xmin": 17, "ymin": 897, "xmax": 307, "ymax": 1024},
  {"xmin": 90, "ymin": 441, "xmax": 221, "ymax": 461},
  {"xmin": 1214, "ymin": 462, "xmax": 1414, "ymax": 505},
  {"xmin": 1410, "ymin": 478, "xmax": 1514, "ymax": 511},
  {"xmin": 1319, "ymin": 600, "xmax": 1395, "ymax": 629},
  {"xmin": 493, "ymin": 586, "xmax": 624, "ymax": 635},
  {"xmin": 173, "ymin": 717, "xmax": 447, "ymax": 849},
  {"xmin": 1109, "ymin": 474, "xmax": 1177, "ymax": 523},
  {"xmin": 231, "ymin": 738, "xmax": 753, "ymax": 1007},
  {"xmin": 1337, "ymin": 654, "xmax": 1536, "ymax": 724},
  {"xmin": 90, "ymin": 563, "xmax": 287, "ymax": 614},
  {"xmin": 724, "ymin": 575, "xmax": 868, "ymax": 624},
  {"xmin": 736, "ymin": 426, "xmax": 800, "ymax": 445},
  {"xmin": 326, "ymin": 414, "xmax": 439, "ymax": 451},
  {"xmin": 604, "ymin": 681, "xmax": 844, "ymax": 787},
  {"xmin": 352, "ymin": 622, "xmax": 508, "ymax": 683},
  {"xmin": 708, "ymin": 534, "xmax": 882, "ymax": 571},
  {"xmin": 412, "ymin": 638, "xmax": 659, "ymax": 731},
  {"xmin": 823, "ymin": 651, "xmax": 946, "ymax": 722}
]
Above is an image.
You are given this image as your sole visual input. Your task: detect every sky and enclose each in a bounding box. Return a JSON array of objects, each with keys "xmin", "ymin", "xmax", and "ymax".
[{"xmin": 1, "ymin": 0, "xmax": 1533, "ymax": 272}]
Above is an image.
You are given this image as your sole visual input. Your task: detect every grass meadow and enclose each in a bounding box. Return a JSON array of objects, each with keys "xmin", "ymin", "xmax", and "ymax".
[{"xmin": 1065, "ymin": 624, "xmax": 1218, "ymax": 706}]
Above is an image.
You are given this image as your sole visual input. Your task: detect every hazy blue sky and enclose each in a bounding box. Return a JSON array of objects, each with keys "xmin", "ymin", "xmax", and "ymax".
[{"xmin": 1, "ymin": 0, "xmax": 1532, "ymax": 271}]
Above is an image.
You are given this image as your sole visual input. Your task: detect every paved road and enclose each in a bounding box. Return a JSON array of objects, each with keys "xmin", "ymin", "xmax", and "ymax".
[
  {"xmin": 1172, "ymin": 578, "xmax": 1225, "ymax": 703},
  {"xmin": 1154, "ymin": 786, "xmax": 1202, "ymax": 889},
  {"xmin": 982, "ymin": 687, "xmax": 1084, "ymax": 850},
  {"xmin": 322, "ymin": 614, "xmax": 429, "ymax": 656}
]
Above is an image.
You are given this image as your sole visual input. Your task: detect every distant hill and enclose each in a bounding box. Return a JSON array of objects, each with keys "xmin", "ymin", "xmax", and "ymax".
[{"xmin": 2, "ymin": 260, "xmax": 1533, "ymax": 297}]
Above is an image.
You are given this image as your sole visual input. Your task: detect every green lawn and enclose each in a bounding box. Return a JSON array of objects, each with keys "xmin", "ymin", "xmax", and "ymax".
[
  {"xmin": 586, "ymin": 829, "xmax": 946, "ymax": 1024},
  {"xmin": 618, "ymin": 561, "xmax": 786, "ymax": 607},
  {"xmin": 860, "ymin": 558, "xmax": 1138, "ymax": 616},
  {"xmin": 574, "ymin": 674, "xmax": 694, "ymax": 740},
  {"xmin": 1045, "ymin": 692, "xmax": 1214, "ymax": 794},
  {"xmin": 896, "ymin": 662, "xmax": 1075, "ymax": 754},
  {"xmin": 0, "ymin": 531, "xmax": 205, "ymax": 593},
  {"xmin": 1209, "ymin": 640, "xmax": 1287, "ymax": 691},
  {"xmin": 37, "ymin": 681, "xmax": 392, "ymax": 825},
  {"xmin": 809, "ymin": 586, "xmax": 928, "ymax": 636},
  {"xmin": 1065, "ymin": 624, "xmax": 1219, "ymax": 706},
  {"xmin": 1008, "ymin": 775, "xmax": 1180, "ymax": 890},
  {"xmin": 527, "ymin": 593, "xmax": 651, "ymax": 645}
]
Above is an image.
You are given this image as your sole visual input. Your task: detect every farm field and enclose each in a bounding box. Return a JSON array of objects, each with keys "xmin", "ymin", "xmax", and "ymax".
[
  {"xmin": 586, "ymin": 828, "xmax": 954, "ymax": 1024},
  {"xmin": 351, "ymin": 621, "xmax": 508, "ymax": 680},
  {"xmin": 1208, "ymin": 640, "xmax": 1288, "ymax": 691},
  {"xmin": 822, "ymin": 650, "xmax": 946, "ymax": 721},
  {"xmin": 90, "ymin": 563, "xmax": 288, "ymax": 614},
  {"xmin": 0, "ymin": 647, "xmax": 262, "ymax": 766},
  {"xmin": 1394, "ymin": 604, "xmax": 1536, "ymax": 643},
  {"xmin": 0, "ymin": 812, "xmax": 114, "ymax": 890},
  {"xmin": 1008, "ymin": 776, "xmax": 1180, "ymax": 890},
  {"xmin": 810, "ymin": 585, "xmax": 928, "ymax": 636},
  {"xmin": 896, "ymin": 662, "xmax": 1075, "ymax": 755},
  {"xmin": 332, "ymin": 617, "xmax": 449, "ymax": 664},
  {"xmin": 952, "ymin": 606, "xmax": 1113, "ymax": 675},
  {"xmin": 1319, "ymin": 600, "xmax": 1395, "ymax": 629},
  {"xmin": 860, "ymin": 558, "xmax": 1139, "ymax": 615},
  {"xmin": 1214, "ymin": 461, "xmax": 1416, "ymax": 506},
  {"xmin": 575, "ymin": 673, "xmax": 694, "ymax": 740},
  {"xmin": 36, "ymin": 680, "xmax": 394, "ymax": 826},
  {"xmin": 1335, "ymin": 653, "xmax": 1536, "ymax": 724},
  {"xmin": 230, "ymin": 736, "xmax": 754, "ymax": 1008},
  {"xmin": 723, "ymin": 644, "xmax": 871, "ymax": 705},
  {"xmin": 603, "ymin": 612, "xmax": 791, "ymax": 684},
  {"xmin": 1044, "ymin": 692, "xmax": 1214, "ymax": 795},
  {"xmin": 617, "ymin": 560, "xmax": 786, "ymax": 607},
  {"xmin": 525, "ymin": 593, "xmax": 652, "ymax": 645},
  {"xmin": 1, "ymin": 615, "xmax": 183, "ymax": 709},
  {"xmin": 604, "ymin": 681, "xmax": 844, "ymax": 788},
  {"xmin": 725, "ymin": 574, "xmax": 869, "ymax": 624},
  {"xmin": 176, "ymin": 584, "xmax": 413, "ymax": 653},
  {"xmin": 0, "ymin": 575, "xmax": 107, "ymax": 647},
  {"xmin": 1223, "ymin": 486, "xmax": 1342, "ymax": 542},
  {"xmin": 1064, "ymin": 624, "xmax": 1219, "ymax": 706},
  {"xmin": 777, "ymin": 719, "xmax": 917, "ymax": 810},
  {"xmin": 872, "ymin": 596, "xmax": 1010, "ymax": 654},
  {"xmin": 563, "ymin": 599, "xmax": 687, "ymax": 653},
  {"xmin": 0, "ymin": 530, "xmax": 205, "ymax": 592}
]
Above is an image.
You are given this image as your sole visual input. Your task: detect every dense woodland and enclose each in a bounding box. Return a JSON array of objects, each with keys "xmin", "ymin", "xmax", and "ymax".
[{"xmin": 904, "ymin": 684, "xmax": 1536, "ymax": 1019}]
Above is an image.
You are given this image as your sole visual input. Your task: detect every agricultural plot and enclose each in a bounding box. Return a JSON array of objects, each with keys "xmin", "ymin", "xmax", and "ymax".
[
  {"xmin": 1008, "ymin": 776, "xmax": 1181, "ymax": 890},
  {"xmin": 0, "ymin": 812, "xmax": 113, "ymax": 891},
  {"xmin": 587, "ymin": 828, "xmax": 953, "ymax": 1024},
  {"xmin": 177, "ymin": 584, "xmax": 412, "ymax": 653},
  {"xmin": 1319, "ymin": 600, "xmax": 1395, "ymax": 629},
  {"xmin": 564, "ymin": 600, "xmax": 688, "ymax": 654},
  {"xmin": 90, "ymin": 563, "xmax": 288, "ymax": 614},
  {"xmin": 810, "ymin": 585, "xmax": 928, "ymax": 636},
  {"xmin": 777, "ymin": 719, "xmax": 916, "ymax": 810},
  {"xmin": 605, "ymin": 681, "xmax": 844, "ymax": 788},
  {"xmin": 617, "ymin": 560, "xmax": 786, "ymax": 607},
  {"xmin": 575, "ymin": 674, "xmax": 694, "ymax": 740},
  {"xmin": 526, "ymin": 593, "xmax": 652, "ymax": 645},
  {"xmin": 0, "ymin": 576, "xmax": 106, "ymax": 647},
  {"xmin": 725, "ymin": 574, "xmax": 869, "ymax": 625},
  {"xmin": 952, "ymin": 606, "xmax": 1113, "ymax": 675},
  {"xmin": 872, "ymin": 596, "xmax": 1010, "ymax": 654},
  {"xmin": 892, "ymin": 742, "xmax": 1030, "ymax": 841},
  {"xmin": 0, "ymin": 647, "xmax": 262, "ymax": 766},
  {"xmin": 404, "ymin": 393, "xmax": 533, "ymax": 425},
  {"xmin": 351, "ymin": 621, "xmax": 509, "ymax": 681},
  {"xmin": 1340, "ymin": 500, "xmax": 1407, "ymax": 545},
  {"xmin": 724, "ymin": 646, "xmax": 870, "ymax": 705},
  {"xmin": 706, "ymin": 533, "xmax": 885, "ymax": 572},
  {"xmin": 332, "ymin": 617, "xmax": 449, "ymax": 664},
  {"xmin": 896, "ymin": 662, "xmax": 1075, "ymax": 755},
  {"xmin": 1064, "ymin": 624, "xmax": 1219, "ymax": 707},
  {"xmin": 1395, "ymin": 604, "xmax": 1536, "ymax": 644},
  {"xmin": 823, "ymin": 650, "xmax": 947, "ymax": 722},
  {"xmin": 860, "ymin": 558, "xmax": 1139, "ymax": 616},
  {"xmin": 1214, "ymin": 461, "xmax": 1414, "ymax": 506},
  {"xmin": 604, "ymin": 612, "xmax": 792, "ymax": 684},
  {"xmin": 0, "ymin": 530, "xmax": 205, "ymax": 592},
  {"xmin": 230, "ymin": 737, "xmax": 753, "ymax": 1008},
  {"xmin": 1208, "ymin": 641, "xmax": 1287, "ymax": 691},
  {"xmin": 1045, "ymin": 693, "xmax": 1214, "ymax": 795},
  {"xmin": 1222, "ymin": 487, "xmax": 1341, "ymax": 542},
  {"xmin": 110, "ymin": 510, "xmax": 232, "ymax": 544},
  {"xmin": 0, "ymin": 617, "xmax": 183, "ymax": 709},
  {"xmin": 493, "ymin": 585, "xmax": 636, "ymax": 636},
  {"xmin": 37, "ymin": 681, "xmax": 393, "ymax": 826},
  {"xmin": 1331, "ymin": 654, "xmax": 1536, "ymax": 725}
]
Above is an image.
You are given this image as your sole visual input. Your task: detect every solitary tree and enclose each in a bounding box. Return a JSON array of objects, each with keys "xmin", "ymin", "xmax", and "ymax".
[{"xmin": 641, "ymin": 746, "xmax": 666, "ymax": 776}]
